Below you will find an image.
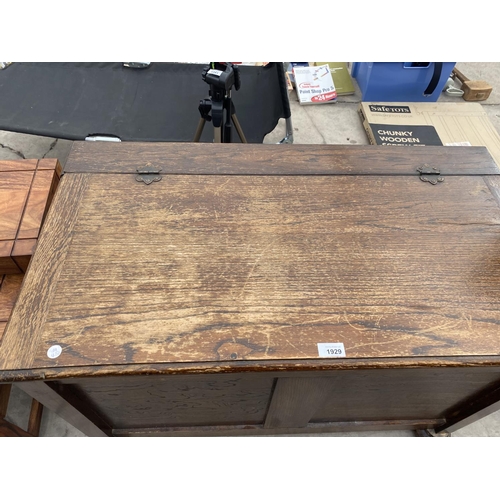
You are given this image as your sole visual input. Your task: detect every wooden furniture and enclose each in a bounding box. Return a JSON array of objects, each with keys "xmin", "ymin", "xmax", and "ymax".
[
  {"xmin": 2, "ymin": 143, "xmax": 500, "ymax": 437},
  {"xmin": 0, "ymin": 159, "xmax": 61, "ymax": 273},
  {"xmin": 0, "ymin": 158, "xmax": 60, "ymax": 436},
  {"xmin": 0, "ymin": 275, "xmax": 44, "ymax": 436}
]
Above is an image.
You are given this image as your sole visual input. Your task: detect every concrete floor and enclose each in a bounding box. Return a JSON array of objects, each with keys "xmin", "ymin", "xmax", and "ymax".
[{"xmin": 2, "ymin": 62, "xmax": 500, "ymax": 437}]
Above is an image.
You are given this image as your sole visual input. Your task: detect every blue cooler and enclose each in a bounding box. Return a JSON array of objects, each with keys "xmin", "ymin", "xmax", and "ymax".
[{"xmin": 352, "ymin": 62, "xmax": 456, "ymax": 102}]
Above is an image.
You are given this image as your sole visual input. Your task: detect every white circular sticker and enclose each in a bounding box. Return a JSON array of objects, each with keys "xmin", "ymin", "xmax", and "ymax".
[{"xmin": 47, "ymin": 345, "xmax": 62, "ymax": 359}]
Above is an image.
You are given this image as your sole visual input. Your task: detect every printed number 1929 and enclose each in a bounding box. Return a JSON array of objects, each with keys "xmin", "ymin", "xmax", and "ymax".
[
  {"xmin": 327, "ymin": 348, "xmax": 342, "ymax": 355},
  {"xmin": 317, "ymin": 343, "xmax": 346, "ymax": 358}
]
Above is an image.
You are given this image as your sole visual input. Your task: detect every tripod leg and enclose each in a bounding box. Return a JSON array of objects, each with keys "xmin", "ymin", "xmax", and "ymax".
[
  {"xmin": 214, "ymin": 127, "xmax": 222, "ymax": 143},
  {"xmin": 231, "ymin": 113, "xmax": 248, "ymax": 143},
  {"xmin": 194, "ymin": 118, "xmax": 206, "ymax": 142}
]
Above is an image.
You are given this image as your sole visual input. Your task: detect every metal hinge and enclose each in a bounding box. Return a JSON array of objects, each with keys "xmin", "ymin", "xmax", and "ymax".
[
  {"xmin": 136, "ymin": 164, "xmax": 162, "ymax": 184},
  {"xmin": 417, "ymin": 165, "xmax": 444, "ymax": 185}
]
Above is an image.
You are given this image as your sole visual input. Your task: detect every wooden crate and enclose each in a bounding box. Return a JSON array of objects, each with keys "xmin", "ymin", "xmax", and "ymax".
[
  {"xmin": 0, "ymin": 159, "xmax": 61, "ymax": 274},
  {"xmin": 1, "ymin": 143, "xmax": 500, "ymax": 437}
]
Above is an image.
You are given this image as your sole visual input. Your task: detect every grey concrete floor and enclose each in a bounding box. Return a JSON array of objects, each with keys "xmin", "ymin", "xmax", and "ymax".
[{"xmin": 2, "ymin": 62, "xmax": 500, "ymax": 437}]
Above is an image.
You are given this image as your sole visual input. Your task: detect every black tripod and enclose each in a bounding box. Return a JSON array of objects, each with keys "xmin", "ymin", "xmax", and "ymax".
[{"xmin": 194, "ymin": 63, "xmax": 247, "ymax": 143}]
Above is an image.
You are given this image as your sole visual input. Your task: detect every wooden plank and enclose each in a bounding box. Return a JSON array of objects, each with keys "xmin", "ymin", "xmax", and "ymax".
[
  {"xmin": 0, "ymin": 418, "xmax": 32, "ymax": 437},
  {"xmin": 0, "ymin": 384, "xmax": 11, "ymax": 418},
  {"xmin": 13, "ymin": 173, "xmax": 500, "ymax": 369},
  {"xmin": 484, "ymin": 176, "xmax": 500, "ymax": 208},
  {"xmin": 0, "ymin": 240, "xmax": 13, "ymax": 259},
  {"xmin": 113, "ymin": 419, "xmax": 446, "ymax": 437},
  {"xmin": 18, "ymin": 169, "xmax": 59, "ymax": 240},
  {"xmin": 0, "ymin": 159, "xmax": 37, "ymax": 173},
  {"xmin": 12, "ymin": 239, "xmax": 37, "ymax": 273},
  {"xmin": 27, "ymin": 398, "xmax": 43, "ymax": 436},
  {"xmin": 264, "ymin": 377, "xmax": 333, "ymax": 428},
  {"xmin": 64, "ymin": 143, "xmax": 498, "ymax": 176},
  {"xmin": 437, "ymin": 381, "xmax": 500, "ymax": 433},
  {"xmin": 0, "ymin": 171, "xmax": 34, "ymax": 240},
  {"xmin": 55, "ymin": 367, "xmax": 500, "ymax": 430},
  {"xmin": 37, "ymin": 158, "xmax": 62, "ymax": 177},
  {"xmin": 0, "ymin": 174, "xmax": 89, "ymax": 371},
  {"xmin": 16, "ymin": 381, "xmax": 108, "ymax": 437},
  {"xmin": 0, "ymin": 274, "xmax": 23, "ymax": 322},
  {"xmin": 0, "ymin": 241, "xmax": 22, "ymax": 274},
  {"xmin": 65, "ymin": 373, "xmax": 275, "ymax": 429}
]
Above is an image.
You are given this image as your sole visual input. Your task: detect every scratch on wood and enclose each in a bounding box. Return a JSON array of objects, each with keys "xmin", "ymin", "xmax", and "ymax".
[
  {"xmin": 350, "ymin": 338, "xmax": 402, "ymax": 350},
  {"xmin": 282, "ymin": 338, "xmax": 308, "ymax": 357},
  {"xmin": 264, "ymin": 331, "xmax": 271, "ymax": 356},
  {"xmin": 283, "ymin": 314, "xmax": 342, "ymax": 328},
  {"xmin": 238, "ymin": 240, "xmax": 275, "ymax": 298},
  {"xmin": 214, "ymin": 179, "xmax": 230, "ymax": 196},
  {"xmin": 416, "ymin": 318, "xmax": 464, "ymax": 335},
  {"xmin": 344, "ymin": 313, "xmax": 369, "ymax": 332}
]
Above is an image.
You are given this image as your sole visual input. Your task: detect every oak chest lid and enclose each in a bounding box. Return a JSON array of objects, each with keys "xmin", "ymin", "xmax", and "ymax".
[{"xmin": 2, "ymin": 143, "xmax": 500, "ymax": 379}]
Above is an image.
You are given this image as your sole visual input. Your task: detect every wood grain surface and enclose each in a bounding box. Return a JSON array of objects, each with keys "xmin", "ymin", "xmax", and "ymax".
[
  {"xmin": 64, "ymin": 373, "xmax": 275, "ymax": 429},
  {"xmin": 64, "ymin": 143, "xmax": 499, "ymax": 176},
  {"xmin": 18, "ymin": 169, "xmax": 59, "ymax": 240},
  {"xmin": 0, "ymin": 159, "xmax": 60, "ymax": 275},
  {"xmin": 0, "ymin": 274, "xmax": 24, "ymax": 342},
  {"xmin": 0, "ymin": 159, "xmax": 37, "ymax": 172},
  {"xmin": 12, "ymin": 239, "xmax": 37, "ymax": 273},
  {"xmin": 0, "ymin": 175, "xmax": 89, "ymax": 370},
  {"xmin": 0, "ymin": 241, "xmax": 21, "ymax": 274},
  {"xmin": 0, "ymin": 171, "xmax": 33, "ymax": 240},
  {"xmin": 37, "ymin": 158, "xmax": 62, "ymax": 177},
  {"xmin": 0, "ymin": 170, "xmax": 498, "ymax": 371}
]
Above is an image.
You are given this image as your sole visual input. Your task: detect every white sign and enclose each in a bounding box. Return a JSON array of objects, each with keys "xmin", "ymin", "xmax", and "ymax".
[{"xmin": 317, "ymin": 343, "xmax": 346, "ymax": 358}]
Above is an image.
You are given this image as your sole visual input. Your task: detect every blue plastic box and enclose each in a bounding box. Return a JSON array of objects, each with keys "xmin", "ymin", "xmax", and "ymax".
[{"xmin": 351, "ymin": 62, "xmax": 456, "ymax": 102}]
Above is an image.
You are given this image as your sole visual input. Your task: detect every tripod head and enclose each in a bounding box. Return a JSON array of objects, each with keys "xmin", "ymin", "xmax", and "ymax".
[
  {"xmin": 195, "ymin": 62, "xmax": 246, "ymax": 143},
  {"xmin": 202, "ymin": 63, "xmax": 241, "ymax": 92}
]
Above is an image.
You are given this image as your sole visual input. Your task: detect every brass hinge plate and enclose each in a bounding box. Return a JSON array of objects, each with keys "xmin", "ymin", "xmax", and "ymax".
[
  {"xmin": 417, "ymin": 165, "xmax": 444, "ymax": 185},
  {"xmin": 136, "ymin": 163, "xmax": 162, "ymax": 184}
]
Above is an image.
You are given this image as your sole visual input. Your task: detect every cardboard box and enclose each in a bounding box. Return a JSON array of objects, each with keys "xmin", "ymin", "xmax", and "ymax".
[
  {"xmin": 359, "ymin": 102, "xmax": 500, "ymax": 166},
  {"xmin": 314, "ymin": 62, "xmax": 355, "ymax": 95}
]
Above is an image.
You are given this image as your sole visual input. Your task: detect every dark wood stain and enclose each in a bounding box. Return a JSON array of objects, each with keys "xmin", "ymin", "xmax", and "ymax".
[
  {"xmin": 64, "ymin": 143, "xmax": 498, "ymax": 176},
  {"xmin": 0, "ymin": 419, "xmax": 33, "ymax": 437},
  {"xmin": 27, "ymin": 398, "xmax": 43, "ymax": 436},
  {"xmin": 264, "ymin": 377, "xmax": 333, "ymax": 428},
  {"xmin": 63, "ymin": 373, "xmax": 275, "ymax": 429},
  {"xmin": 112, "ymin": 419, "xmax": 446, "ymax": 437},
  {"xmin": 42, "ymin": 366, "xmax": 500, "ymax": 432},
  {"xmin": 18, "ymin": 381, "xmax": 108, "ymax": 437},
  {"xmin": 0, "ymin": 383, "xmax": 11, "ymax": 419}
]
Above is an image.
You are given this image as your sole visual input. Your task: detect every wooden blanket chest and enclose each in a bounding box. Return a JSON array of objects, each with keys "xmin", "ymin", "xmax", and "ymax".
[{"xmin": 1, "ymin": 143, "xmax": 500, "ymax": 436}]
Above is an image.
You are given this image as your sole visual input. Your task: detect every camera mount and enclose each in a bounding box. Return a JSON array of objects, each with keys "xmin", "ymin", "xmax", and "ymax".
[{"xmin": 194, "ymin": 62, "xmax": 247, "ymax": 143}]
